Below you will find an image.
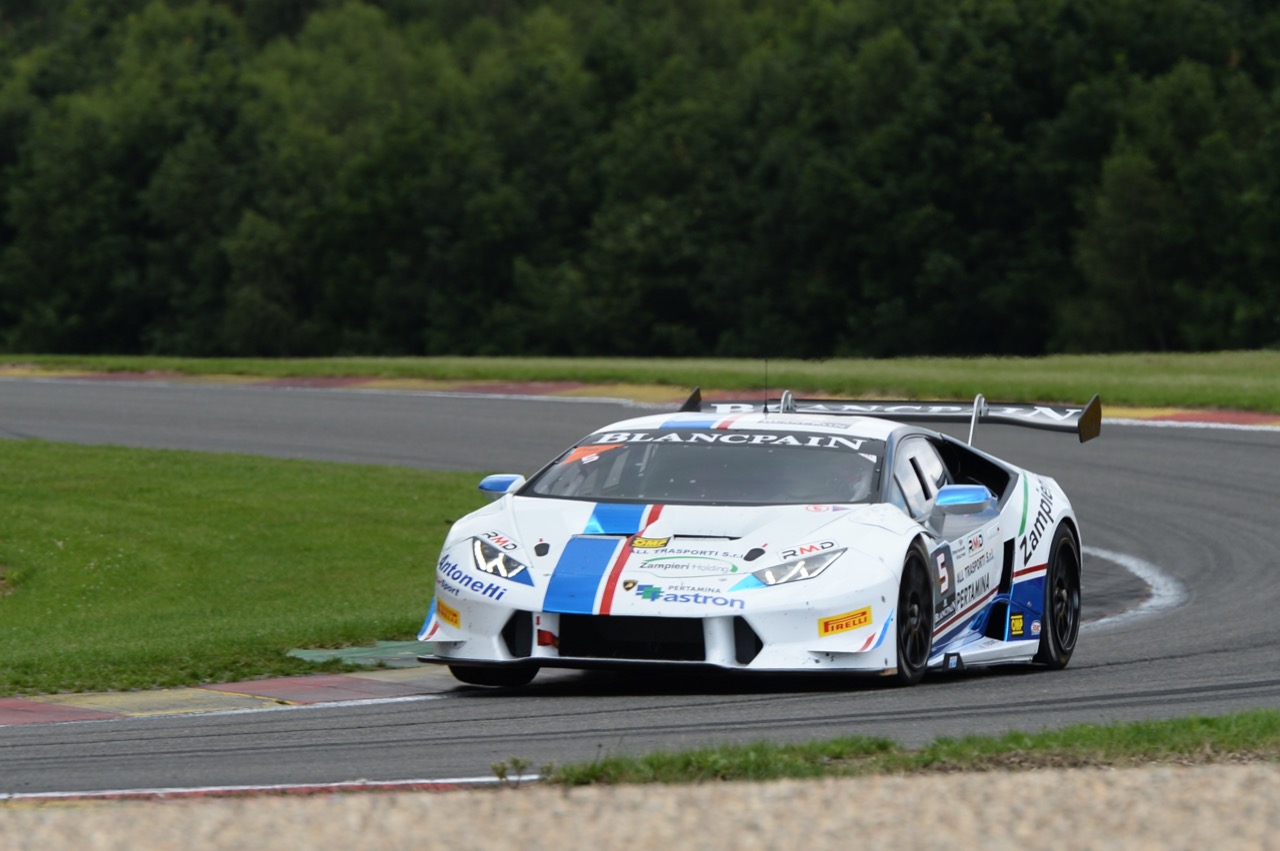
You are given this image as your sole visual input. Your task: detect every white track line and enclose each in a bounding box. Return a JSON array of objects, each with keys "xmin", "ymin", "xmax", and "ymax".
[
  {"xmin": 1103, "ymin": 417, "xmax": 1280, "ymax": 433},
  {"xmin": 0, "ymin": 775, "xmax": 540, "ymax": 802},
  {"xmin": 1082, "ymin": 545, "xmax": 1189, "ymax": 632}
]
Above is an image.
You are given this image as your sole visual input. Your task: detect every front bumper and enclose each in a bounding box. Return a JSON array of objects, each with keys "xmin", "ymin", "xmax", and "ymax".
[{"xmin": 424, "ymin": 597, "xmax": 900, "ymax": 675}]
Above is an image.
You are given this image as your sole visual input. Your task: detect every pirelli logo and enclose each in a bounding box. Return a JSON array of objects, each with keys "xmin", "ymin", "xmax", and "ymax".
[
  {"xmin": 437, "ymin": 599, "xmax": 461, "ymax": 629},
  {"xmin": 818, "ymin": 606, "xmax": 872, "ymax": 637}
]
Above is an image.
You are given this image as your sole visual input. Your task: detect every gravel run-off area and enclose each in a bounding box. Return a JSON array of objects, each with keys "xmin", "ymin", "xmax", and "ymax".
[{"xmin": 3, "ymin": 764, "xmax": 1279, "ymax": 850}]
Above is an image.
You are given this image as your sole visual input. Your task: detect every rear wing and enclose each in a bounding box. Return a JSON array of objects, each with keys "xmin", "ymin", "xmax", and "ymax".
[{"xmin": 678, "ymin": 388, "xmax": 1102, "ymax": 444}]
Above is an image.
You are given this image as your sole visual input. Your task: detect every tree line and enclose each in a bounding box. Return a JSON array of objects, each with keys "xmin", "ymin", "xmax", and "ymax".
[{"xmin": 0, "ymin": 0, "xmax": 1277, "ymax": 358}]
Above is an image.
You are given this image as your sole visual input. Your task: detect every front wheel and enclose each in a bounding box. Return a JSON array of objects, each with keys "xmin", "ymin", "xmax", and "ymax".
[
  {"xmin": 893, "ymin": 551, "xmax": 935, "ymax": 685},
  {"xmin": 1035, "ymin": 524, "xmax": 1081, "ymax": 669},
  {"xmin": 448, "ymin": 664, "xmax": 539, "ymax": 687}
]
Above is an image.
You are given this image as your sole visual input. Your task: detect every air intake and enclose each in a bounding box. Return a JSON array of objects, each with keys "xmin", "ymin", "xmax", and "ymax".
[{"xmin": 558, "ymin": 615, "xmax": 705, "ymax": 661}]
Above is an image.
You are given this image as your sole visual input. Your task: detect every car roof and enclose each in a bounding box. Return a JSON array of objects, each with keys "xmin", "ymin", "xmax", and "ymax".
[{"xmin": 585, "ymin": 410, "xmax": 904, "ymax": 442}]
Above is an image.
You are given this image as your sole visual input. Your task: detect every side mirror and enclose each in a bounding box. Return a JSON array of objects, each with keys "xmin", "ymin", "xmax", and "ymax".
[
  {"xmin": 478, "ymin": 474, "xmax": 526, "ymax": 500},
  {"xmin": 934, "ymin": 484, "xmax": 996, "ymax": 516}
]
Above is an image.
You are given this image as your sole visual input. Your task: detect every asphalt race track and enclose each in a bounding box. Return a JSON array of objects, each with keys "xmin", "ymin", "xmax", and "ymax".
[{"xmin": 2, "ymin": 377, "xmax": 1279, "ymax": 795}]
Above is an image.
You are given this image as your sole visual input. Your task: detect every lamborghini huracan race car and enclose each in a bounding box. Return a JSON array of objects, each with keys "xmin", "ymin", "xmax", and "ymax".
[{"xmin": 418, "ymin": 390, "xmax": 1102, "ymax": 687}]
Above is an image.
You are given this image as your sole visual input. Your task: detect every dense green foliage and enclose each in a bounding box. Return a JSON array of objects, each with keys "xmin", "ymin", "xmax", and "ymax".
[{"xmin": 1, "ymin": 0, "xmax": 1277, "ymax": 357}]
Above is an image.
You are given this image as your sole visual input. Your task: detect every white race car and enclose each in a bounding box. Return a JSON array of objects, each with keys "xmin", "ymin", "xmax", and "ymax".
[{"xmin": 418, "ymin": 390, "xmax": 1102, "ymax": 687}]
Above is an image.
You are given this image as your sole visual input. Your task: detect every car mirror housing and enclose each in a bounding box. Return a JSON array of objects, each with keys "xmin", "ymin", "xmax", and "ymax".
[
  {"xmin": 478, "ymin": 474, "xmax": 526, "ymax": 500},
  {"xmin": 934, "ymin": 484, "xmax": 996, "ymax": 516}
]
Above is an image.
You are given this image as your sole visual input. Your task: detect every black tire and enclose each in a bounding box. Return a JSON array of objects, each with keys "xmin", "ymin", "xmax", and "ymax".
[
  {"xmin": 448, "ymin": 664, "xmax": 539, "ymax": 687},
  {"xmin": 1035, "ymin": 524, "xmax": 1081, "ymax": 669},
  {"xmin": 893, "ymin": 550, "xmax": 934, "ymax": 685}
]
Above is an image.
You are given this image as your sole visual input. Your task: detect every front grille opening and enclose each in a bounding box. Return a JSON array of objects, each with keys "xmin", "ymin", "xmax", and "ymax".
[
  {"xmin": 559, "ymin": 615, "xmax": 705, "ymax": 662},
  {"xmin": 502, "ymin": 611, "xmax": 534, "ymax": 658},
  {"xmin": 733, "ymin": 616, "xmax": 763, "ymax": 664}
]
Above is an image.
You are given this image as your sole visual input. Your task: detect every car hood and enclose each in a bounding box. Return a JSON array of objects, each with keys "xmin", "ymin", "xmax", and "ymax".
[
  {"xmin": 449, "ymin": 496, "xmax": 913, "ymax": 614},
  {"xmin": 501, "ymin": 495, "xmax": 886, "ymax": 542}
]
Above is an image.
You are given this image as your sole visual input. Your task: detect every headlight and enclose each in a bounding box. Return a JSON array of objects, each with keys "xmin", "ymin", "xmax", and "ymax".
[
  {"xmin": 471, "ymin": 538, "xmax": 530, "ymax": 580},
  {"xmin": 751, "ymin": 548, "xmax": 845, "ymax": 586}
]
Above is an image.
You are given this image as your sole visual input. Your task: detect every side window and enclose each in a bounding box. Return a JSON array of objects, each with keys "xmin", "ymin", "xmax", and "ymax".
[
  {"xmin": 884, "ymin": 476, "xmax": 909, "ymax": 514},
  {"xmin": 892, "ymin": 443, "xmax": 929, "ymax": 519},
  {"xmin": 914, "ymin": 441, "xmax": 951, "ymax": 494},
  {"xmin": 892, "ymin": 438, "xmax": 951, "ymax": 520}
]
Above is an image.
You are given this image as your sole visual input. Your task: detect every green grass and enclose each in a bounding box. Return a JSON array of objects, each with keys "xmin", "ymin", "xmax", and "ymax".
[
  {"xmin": 0, "ymin": 440, "xmax": 480, "ymax": 695},
  {"xmin": 544, "ymin": 710, "xmax": 1280, "ymax": 784},
  {"xmin": 7, "ymin": 351, "xmax": 1280, "ymax": 412}
]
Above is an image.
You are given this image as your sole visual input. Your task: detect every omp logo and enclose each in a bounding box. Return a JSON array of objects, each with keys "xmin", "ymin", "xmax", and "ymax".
[
  {"xmin": 437, "ymin": 600, "xmax": 461, "ymax": 629},
  {"xmin": 780, "ymin": 540, "xmax": 836, "ymax": 560},
  {"xmin": 632, "ymin": 536, "xmax": 670, "ymax": 548},
  {"xmin": 818, "ymin": 606, "xmax": 872, "ymax": 637},
  {"xmin": 1010, "ymin": 613, "xmax": 1024, "ymax": 636}
]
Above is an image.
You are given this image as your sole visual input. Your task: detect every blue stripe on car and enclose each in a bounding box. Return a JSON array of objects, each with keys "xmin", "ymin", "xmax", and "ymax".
[
  {"xmin": 583, "ymin": 502, "xmax": 649, "ymax": 534},
  {"xmin": 543, "ymin": 537, "xmax": 622, "ymax": 614},
  {"xmin": 417, "ymin": 596, "xmax": 437, "ymax": 640},
  {"xmin": 660, "ymin": 417, "xmax": 719, "ymax": 429}
]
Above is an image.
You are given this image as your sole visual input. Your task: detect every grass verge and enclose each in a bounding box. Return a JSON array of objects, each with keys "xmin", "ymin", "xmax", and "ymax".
[
  {"xmin": 0, "ymin": 440, "xmax": 479, "ymax": 695},
  {"xmin": 6, "ymin": 351, "xmax": 1280, "ymax": 412},
  {"xmin": 543, "ymin": 710, "xmax": 1280, "ymax": 784}
]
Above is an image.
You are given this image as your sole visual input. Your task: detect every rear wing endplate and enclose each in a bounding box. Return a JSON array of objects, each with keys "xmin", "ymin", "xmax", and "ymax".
[{"xmin": 677, "ymin": 388, "xmax": 1102, "ymax": 444}]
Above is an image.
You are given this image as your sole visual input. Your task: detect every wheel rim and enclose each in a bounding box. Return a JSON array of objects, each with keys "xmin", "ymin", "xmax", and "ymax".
[
  {"xmin": 899, "ymin": 558, "xmax": 933, "ymax": 672},
  {"xmin": 1050, "ymin": 540, "xmax": 1080, "ymax": 651}
]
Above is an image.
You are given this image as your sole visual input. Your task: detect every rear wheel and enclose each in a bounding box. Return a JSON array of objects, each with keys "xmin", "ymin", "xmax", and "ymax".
[
  {"xmin": 893, "ymin": 551, "xmax": 934, "ymax": 685},
  {"xmin": 1035, "ymin": 525, "xmax": 1081, "ymax": 668},
  {"xmin": 448, "ymin": 665, "xmax": 539, "ymax": 687}
]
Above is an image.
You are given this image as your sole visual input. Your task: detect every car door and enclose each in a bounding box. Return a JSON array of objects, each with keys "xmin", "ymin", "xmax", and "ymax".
[{"xmin": 891, "ymin": 436, "xmax": 1001, "ymax": 632}]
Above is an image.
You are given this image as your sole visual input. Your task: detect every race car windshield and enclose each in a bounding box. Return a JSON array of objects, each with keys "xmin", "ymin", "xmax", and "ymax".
[{"xmin": 523, "ymin": 429, "xmax": 884, "ymax": 505}]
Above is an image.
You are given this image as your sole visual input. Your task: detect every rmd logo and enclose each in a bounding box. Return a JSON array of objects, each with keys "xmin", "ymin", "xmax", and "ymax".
[
  {"xmin": 483, "ymin": 531, "xmax": 518, "ymax": 551},
  {"xmin": 780, "ymin": 540, "xmax": 836, "ymax": 560}
]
